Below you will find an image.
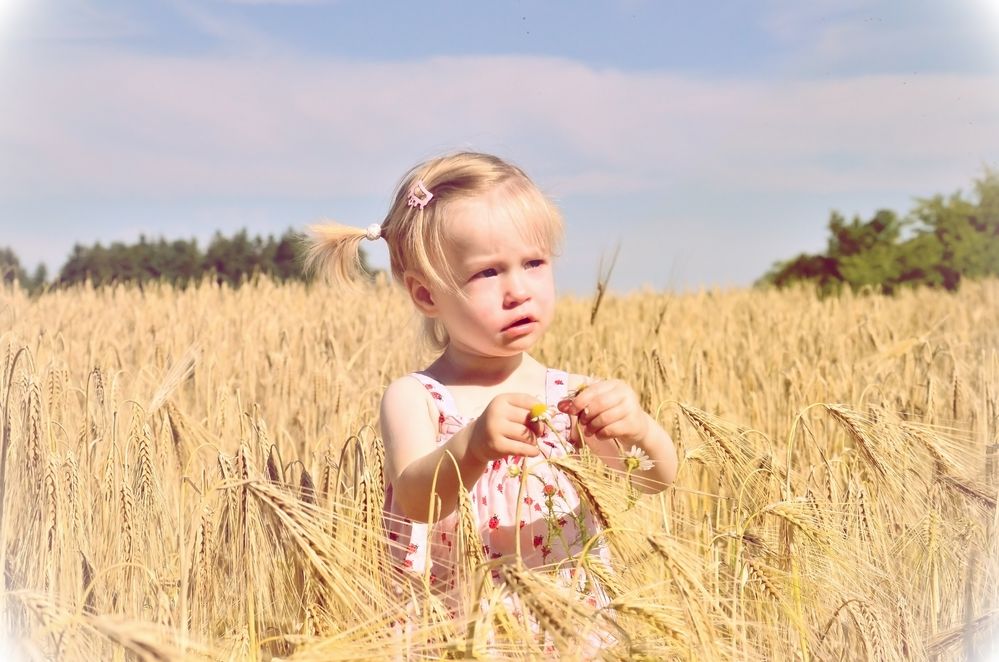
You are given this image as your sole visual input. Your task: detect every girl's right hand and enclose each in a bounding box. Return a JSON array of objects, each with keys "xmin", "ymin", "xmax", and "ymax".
[{"xmin": 467, "ymin": 393, "xmax": 543, "ymax": 463}]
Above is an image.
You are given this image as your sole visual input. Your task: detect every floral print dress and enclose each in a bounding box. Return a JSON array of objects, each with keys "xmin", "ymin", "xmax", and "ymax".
[{"xmin": 382, "ymin": 368, "xmax": 608, "ymax": 608}]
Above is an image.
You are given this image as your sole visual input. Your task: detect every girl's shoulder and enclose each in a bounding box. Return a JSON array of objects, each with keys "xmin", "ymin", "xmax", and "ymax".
[{"xmin": 379, "ymin": 374, "xmax": 440, "ymax": 425}]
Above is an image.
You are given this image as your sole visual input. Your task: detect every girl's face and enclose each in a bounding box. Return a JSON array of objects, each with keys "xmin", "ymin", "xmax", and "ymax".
[{"xmin": 428, "ymin": 195, "xmax": 556, "ymax": 359}]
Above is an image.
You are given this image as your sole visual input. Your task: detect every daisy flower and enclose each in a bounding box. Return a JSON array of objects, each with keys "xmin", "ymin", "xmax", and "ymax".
[
  {"xmin": 528, "ymin": 401, "xmax": 572, "ymax": 454},
  {"xmin": 623, "ymin": 445, "xmax": 655, "ymax": 473},
  {"xmin": 528, "ymin": 402, "xmax": 553, "ymax": 423}
]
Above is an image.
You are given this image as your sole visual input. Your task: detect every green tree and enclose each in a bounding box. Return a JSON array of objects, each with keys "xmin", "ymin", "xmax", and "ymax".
[
  {"xmin": 28, "ymin": 264, "xmax": 48, "ymax": 292},
  {"xmin": 907, "ymin": 171, "xmax": 999, "ymax": 289},
  {"xmin": 0, "ymin": 249, "xmax": 49, "ymax": 294},
  {"xmin": 759, "ymin": 169, "xmax": 999, "ymax": 294},
  {"xmin": 1, "ymin": 246, "xmax": 28, "ymax": 288},
  {"xmin": 162, "ymin": 238, "xmax": 201, "ymax": 285},
  {"xmin": 51, "ymin": 227, "xmax": 364, "ymax": 288},
  {"xmin": 273, "ymin": 230, "xmax": 305, "ymax": 281},
  {"xmin": 829, "ymin": 209, "xmax": 904, "ymax": 292},
  {"xmin": 203, "ymin": 230, "xmax": 258, "ymax": 285},
  {"xmin": 758, "ymin": 253, "xmax": 841, "ymax": 294}
]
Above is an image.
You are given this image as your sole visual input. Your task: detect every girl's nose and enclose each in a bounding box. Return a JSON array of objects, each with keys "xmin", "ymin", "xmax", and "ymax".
[{"xmin": 503, "ymin": 272, "xmax": 530, "ymax": 307}]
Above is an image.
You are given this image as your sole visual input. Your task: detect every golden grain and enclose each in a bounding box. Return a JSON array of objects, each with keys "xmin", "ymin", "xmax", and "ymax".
[{"xmin": 0, "ymin": 278, "xmax": 995, "ymax": 660}]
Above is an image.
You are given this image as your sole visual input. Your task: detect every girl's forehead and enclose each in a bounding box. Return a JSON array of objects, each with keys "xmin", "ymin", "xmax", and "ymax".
[{"xmin": 443, "ymin": 195, "xmax": 548, "ymax": 254}]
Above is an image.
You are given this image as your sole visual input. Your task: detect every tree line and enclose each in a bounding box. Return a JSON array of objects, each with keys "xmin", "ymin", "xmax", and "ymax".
[
  {"xmin": 3, "ymin": 170, "xmax": 997, "ymax": 296},
  {"xmin": 758, "ymin": 169, "xmax": 999, "ymax": 294},
  {"xmin": 1, "ymin": 229, "xmax": 371, "ymax": 294}
]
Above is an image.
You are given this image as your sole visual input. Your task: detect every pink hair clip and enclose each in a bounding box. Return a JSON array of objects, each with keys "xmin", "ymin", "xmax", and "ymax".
[{"xmin": 406, "ymin": 181, "xmax": 433, "ymax": 209}]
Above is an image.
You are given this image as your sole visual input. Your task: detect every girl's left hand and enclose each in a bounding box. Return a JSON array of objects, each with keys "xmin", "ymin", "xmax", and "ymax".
[{"xmin": 556, "ymin": 379, "xmax": 650, "ymax": 443}]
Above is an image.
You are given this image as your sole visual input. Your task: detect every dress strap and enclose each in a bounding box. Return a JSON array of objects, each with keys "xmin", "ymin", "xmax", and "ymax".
[
  {"xmin": 407, "ymin": 372, "xmax": 461, "ymax": 419},
  {"xmin": 545, "ymin": 368, "xmax": 570, "ymax": 406}
]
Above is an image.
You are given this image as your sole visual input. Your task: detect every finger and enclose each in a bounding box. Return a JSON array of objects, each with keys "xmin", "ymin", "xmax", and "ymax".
[
  {"xmin": 519, "ymin": 444, "xmax": 542, "ymax": 458},
  {"xmin": 526, "ymin": 418, "xmax": 546, "ymax": 437},
  {"xmin": 502, "ymin": 404, "xmax": 546, "ymax": 436},
  {"xmin": 593, "ymin": 391, "xmax": 627, "ymax": 418},
  {"xmin": 501, "ymin": 421, "xmax": 538, "ymax": 446},
  {"xmin": 492, "ymin": 420, "xmax": 540, "ymax": 456},
  {"xmin": 578, "ymin": 392, "xmax": 627, "ymax": 425},
  {"xmin": 555, "ymin": 395, "xmax": 580, "ymax": 416},
  {"xmin": 559, "ymin": 396, "xmax": 584, "ymax": 416},
  {"xmin": 589, "ymin": 420, "xmax": 629, "ymax": 441},
  {"xmin": 584, "ymin": 403, "xmax": 630, "ymax": 437},
  {"xmin": 562, "ymin": 380, "xmax": 619, "ymax": 416},
  {"xmin": 506, "ymin": 392, "xmax": 545, "ymax": 411},
  {"xmin": 502, "ymin": 438, "xmax": 542, "ymax": 458}
]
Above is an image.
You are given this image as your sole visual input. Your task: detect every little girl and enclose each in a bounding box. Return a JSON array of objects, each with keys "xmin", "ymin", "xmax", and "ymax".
[{"xmin": 307, "ymin": 152, "xmax": 677, "ymax": 612}]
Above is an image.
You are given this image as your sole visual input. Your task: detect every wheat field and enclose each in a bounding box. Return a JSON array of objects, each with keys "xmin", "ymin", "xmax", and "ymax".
[{"xmin": 0, "ymin": 277, "xmax": 996, "ymax": 660}]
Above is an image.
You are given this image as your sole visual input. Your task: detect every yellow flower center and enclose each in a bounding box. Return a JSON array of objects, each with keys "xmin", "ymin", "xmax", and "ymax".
[{"xmin": 529, "ymin": 403, "xmax": 549, "ymax": 420}]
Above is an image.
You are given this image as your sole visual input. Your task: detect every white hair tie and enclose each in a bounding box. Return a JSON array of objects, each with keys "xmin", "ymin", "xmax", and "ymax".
[{"xmin": 365, "ymin": 223, "xmax": 382, "ymax": 241}]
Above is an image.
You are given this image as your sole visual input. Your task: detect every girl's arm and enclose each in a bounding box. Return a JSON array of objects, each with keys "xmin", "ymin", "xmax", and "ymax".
[
  {"xmin": 558, "ymin": 376, "xmax": 678, "ymax": 494},
  {"xmin": 380, "ymin": 377, "xmax": 541, "ymax": 522}
]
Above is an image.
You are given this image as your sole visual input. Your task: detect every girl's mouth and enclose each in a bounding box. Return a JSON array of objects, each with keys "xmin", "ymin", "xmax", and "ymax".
[{"xmin": 503, "ymin": 316, "xmax": 536, "ymax": 332}]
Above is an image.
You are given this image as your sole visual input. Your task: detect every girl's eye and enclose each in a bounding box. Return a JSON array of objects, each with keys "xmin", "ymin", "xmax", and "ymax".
[
  {"xmin": 476, "ymin": 268, "xmax": 498, "ymax": 278},
  {"xmin": 526, "ymin": 259, "xmax": 545, "ymax": 269}
]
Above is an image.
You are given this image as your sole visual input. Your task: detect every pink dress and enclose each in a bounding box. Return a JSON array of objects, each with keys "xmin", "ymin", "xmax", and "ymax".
[{"xmin": 383, "ymin": 368, "xmax": 607, "ymax": 606}]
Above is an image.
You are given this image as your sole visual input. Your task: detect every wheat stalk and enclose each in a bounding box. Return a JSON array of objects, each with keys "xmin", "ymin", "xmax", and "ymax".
[
  {"xmin": 25, "ymin": 381, "xmax": 42, "ymax": 474},
  {"xmin": 2, "ymin": 276, "xmax": 997, "ymax": 661}
]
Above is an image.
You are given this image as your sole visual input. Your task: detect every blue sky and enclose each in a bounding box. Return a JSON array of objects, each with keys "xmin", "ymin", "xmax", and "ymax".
[{"xmin": 1, "ymin": 0, "xmax": 998, "ymax": 293}]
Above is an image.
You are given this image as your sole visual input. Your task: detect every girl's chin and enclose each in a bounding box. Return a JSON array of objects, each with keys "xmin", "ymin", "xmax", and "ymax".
[
  {"xmin": 448, "ymin": 325, "xmax": 546, "ymax": 357},
  {"xmin": 448, "ymin": 340, "xmax": 529, "ymax": 360}
]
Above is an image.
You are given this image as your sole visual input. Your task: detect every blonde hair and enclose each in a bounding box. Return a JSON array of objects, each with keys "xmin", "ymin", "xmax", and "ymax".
[{"xmin": 306, "ymin": 152, "xmax": 564, "ymax": 349}]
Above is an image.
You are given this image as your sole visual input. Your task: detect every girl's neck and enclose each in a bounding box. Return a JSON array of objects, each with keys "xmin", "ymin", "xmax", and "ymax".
[{"xmin": 429, "ymin": 346, "xmax": 538, "ymax": 387}]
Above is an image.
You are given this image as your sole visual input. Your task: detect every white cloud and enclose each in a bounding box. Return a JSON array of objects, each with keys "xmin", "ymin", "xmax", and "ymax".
[
  {"xmin": 172, "ymin": 0, "xmax": 284, "ymax": 53},
  {"xmin": 760, "ymin": 0, "xmax": 874, "ymax": 42},
  {"xmin": 760, "ymin": 0, "xmax": 997, "ymax": 75},
  {"xmin": 5, "ymin": 3, "xmax": 997, "ymax": 291},
  {"xmin": 1, "ymin": 51, "xmax": 996, "ymax": 204},
  {"xmin": 9, "ymin": 0, "xmax": 146, "ymax": 42},
  {"xmin": 215, "ymin": 0, "xmax": 338, "ymax": 4}
]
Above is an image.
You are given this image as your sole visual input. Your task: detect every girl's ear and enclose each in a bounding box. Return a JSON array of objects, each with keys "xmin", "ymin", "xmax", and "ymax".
[{"xmin": 404, "ymin": 272, "xmax": 438, "ymax": 317}]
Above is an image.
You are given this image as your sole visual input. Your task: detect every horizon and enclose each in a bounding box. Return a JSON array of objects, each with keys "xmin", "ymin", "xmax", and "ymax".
[{"xmin": 1, "ymin": 1, "xmax": 998, "ymax": 295}]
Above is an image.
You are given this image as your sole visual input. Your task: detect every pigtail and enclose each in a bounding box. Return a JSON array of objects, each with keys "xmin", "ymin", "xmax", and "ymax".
[{"xmin": 304, "ymin": 222, "xmax": 372, "ymax": 286}]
